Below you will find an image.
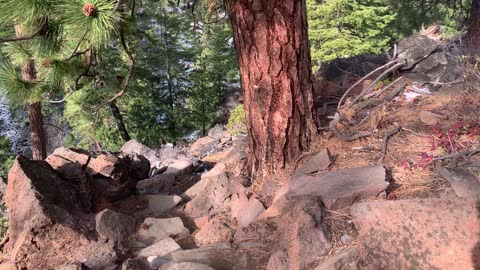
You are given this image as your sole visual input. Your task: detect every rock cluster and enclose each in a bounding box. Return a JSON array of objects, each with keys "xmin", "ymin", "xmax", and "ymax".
[{"xmin": 0, "ymin": 124, "xmax": 478, "ymax": 269}]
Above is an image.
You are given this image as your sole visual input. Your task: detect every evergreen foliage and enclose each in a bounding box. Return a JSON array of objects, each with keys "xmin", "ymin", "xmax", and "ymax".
[{"xmin": 307, "ymin": 0, "xmax": 397, "ymax": 67}]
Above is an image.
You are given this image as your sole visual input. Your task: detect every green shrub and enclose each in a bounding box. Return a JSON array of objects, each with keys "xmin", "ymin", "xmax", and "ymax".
[{"xmin": 227, "ymin": 105, "xmax": 247, "ymax": 136}]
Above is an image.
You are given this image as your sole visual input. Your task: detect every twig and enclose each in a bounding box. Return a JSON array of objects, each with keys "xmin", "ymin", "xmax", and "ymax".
[
  {"xmin": 350, "ymin": 62, "xmax": 405, "ymax": 106},
  {"xmin": 434, "ymin": 150, "xmax": 480, "ymax": 161},
  {"xmin": 0, "ymin": 233, "xmax": 8, "ymax": 250},
  {"xmin": 381, "ymin": 126, "xmax": 402, "ymax": 157},
  {"xmin": 95, "ymin": 29, "xmax": 134, "ymax": 111}
]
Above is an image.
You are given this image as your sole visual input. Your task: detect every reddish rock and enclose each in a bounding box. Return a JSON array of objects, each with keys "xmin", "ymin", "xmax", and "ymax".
[
  {"xmin": 294, "ymin": 148, "xmax": 333, "ymax": 176},
  {"xmin": 4, "ymin": 156, "xmax": 117, "ymax": 269},
  {"xmin": 351, "ymin": 198, "xmax": 480, "ymax": 269},
  {"xmin": 45, "ymin": 147, "xmax": 89, "ymax": 180},
  {"xmin": 193, "ymin": 216, "xmax": 209, "ymax": 229},
  {"xmin": 194, "ymin": 215, "xmax": 233, "ymax": 245},
  {"xmin": 95, "ymin": 209, "xmax": 136, "ymax": 243},
  {"xmin": 419, "ymin": 110, "xmax": 444, "ymax": 126},
  {"xmin": 231, "ymin": 192, "xmax": 265, "ymax": 228},
  {"xmin": 270, "ymin": 196, "xmax": 332, "ymax": 270}
]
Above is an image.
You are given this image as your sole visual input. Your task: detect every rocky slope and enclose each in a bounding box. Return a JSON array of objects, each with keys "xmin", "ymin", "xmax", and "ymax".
[{"xmin": 0, "ymin": 124, "xmax": 478, "ymax": 270}]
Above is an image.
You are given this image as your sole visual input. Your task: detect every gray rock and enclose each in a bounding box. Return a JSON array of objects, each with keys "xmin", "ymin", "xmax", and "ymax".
[
  {"xmin": 397, "ymin": 35, "xmax": 440, "ymax": 69},
  {"xmin": 160, "ymin": 262, "xmax": 215, "ymax": 270},
  {"xmin": 280, "ymin": 165, "xmax": 388, "ymax": 210},
  {"xmin": 95, "ymin": 209, "xmax": 136, "ymax": 243},
  {"xmin": 436, "ymin": 166, "xmax": 480, "ymax": 198},
  {"xmin": 161, "ymin": 243, "xmax": 241, "ymax": 270},
  {"xmin": 136, "ymin": 217, "xmax": 190, "ymax": 245},
  {"xmin": 208, "ymin": 125, "xmax": 231, "ymax": 140},
  {"xmin": 340, "ymin": 234, "xmax": 353, "ymax": 245},
  {"xmin": 164, "ymin": 159, "xmax": 193, "ymax": 177},
  {"xmin": 137, "ymin": 237, "xmax": 182, "ymax": 258},
  {"xmin": 147, "ymin": 256, "xmax": 170, "ymax": 269},
  {"xmin": 294, "ymin": 148, "xmax": 333, "ymax": 176},
  {"xmin": 136, "ymin": 195, "xmax": 182, "ymax": 218},
  {"xmin": 136, "ymin": 174, "xmax": 176, "ymax": 194},
  {"xmin": 121, "ymin": 257, "xmax": 149, "ymax": 270},
  {"xmin": 190, "ymin": 136, "xmax": 219, "ymax": 157},
  {"xmin": 120, "ymin": 140, "xmax": 161, "ymax": 169}
]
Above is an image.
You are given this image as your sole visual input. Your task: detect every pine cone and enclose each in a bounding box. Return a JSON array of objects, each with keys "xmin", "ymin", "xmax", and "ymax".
[{"xmin": 83, "ymin": 3, "xmax": 97, "ymax": 17}]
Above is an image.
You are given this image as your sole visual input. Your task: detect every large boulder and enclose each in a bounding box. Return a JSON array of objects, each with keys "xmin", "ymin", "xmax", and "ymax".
[
  {"xmin": 3, "ymin": 156, "xmax": 118, "ymax": 269},
  {"xmin": 46, "ymin": 148, "xmax": 149, "ymax": 211},
  {"xmin": 95, "ymin": 209, "xmax": 136, "ymax": 243},
  {"xmin": 351, "ymin": 198, "xmax": 480, "ymax": 269},
  {"xmin": 190, "ymin": 137, "xmax": 218, "ymax": 157}
]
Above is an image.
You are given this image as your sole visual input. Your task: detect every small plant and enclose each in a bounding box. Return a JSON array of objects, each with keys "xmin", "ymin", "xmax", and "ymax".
[{"xmin": 227, "ymin": 104, "xmax": 247, "ymax": 136}]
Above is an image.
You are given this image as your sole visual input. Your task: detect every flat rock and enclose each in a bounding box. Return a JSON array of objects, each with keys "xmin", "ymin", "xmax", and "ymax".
[
  {"xmin": 164, "ymin": 159, "xmax": 193, "ymax": 177},
  {"xmin": 160, "ymin": 262, "xmax": 215, "ymax": 270},
  {"xmin": 136, "ymin": 217, "xmax": 189, "ymax": 245},
  {"xmin": 351, "ymin": 198, "xmax": 480, "ymax": 269},
  {"xmin": 294, "ymin": 148, "xmax": 333, "ymax": 175},
  {"xmin": 137, "ymin": 237, "xmax": 182, "ymax": 258},
  {"xmin": 137, "ymin": 195, "xmax": 182, "ymax": 217},
  {"xmin": 273, "ymin": 165, "xmax": 388, "ymax": 211},
  {"xmin": 161, "ymin": 243, "xmax": 242, "ymax": 270},
  {"xmin": 436, "ymin": 166, "xmax": 480, "ymax": 198},
  {"xmin": 95, "ymin": 209, "xmax": 136, "ymax": 243}
]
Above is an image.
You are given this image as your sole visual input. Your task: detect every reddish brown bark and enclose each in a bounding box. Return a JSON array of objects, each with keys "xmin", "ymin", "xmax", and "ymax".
[
  {"xmin": 27, "ymin": 102, "xmax": 47, "ymax": 160},
  {"xmin": 468, "ymin": 0, "xmax": 480, "ymax": 52},
  {"xmin": 16, "ymin": 23, "xmax": 47, "ymax": 160},
  {"xmin": 227, "ymin": 0, "xmax": 317, "ymax": 177}
]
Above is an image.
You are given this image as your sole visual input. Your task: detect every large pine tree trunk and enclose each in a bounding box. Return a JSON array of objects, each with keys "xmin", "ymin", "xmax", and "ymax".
[
  {"xmin": 468, "ymin": 0, "xmax": 480, "ymax": 52},
  {"xmin": 227, "ymin": 0, "xmax": 317, "ymax": 177}
]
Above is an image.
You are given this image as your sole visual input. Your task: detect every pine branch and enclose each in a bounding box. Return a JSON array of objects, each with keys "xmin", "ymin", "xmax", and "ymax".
[
  {"xmin": 95, "ymin": 29, "xmax": 134, "ymax": 110},
  {"xmin": 0, "ymin": 22, "xmax": 45, "ymax": 44}
]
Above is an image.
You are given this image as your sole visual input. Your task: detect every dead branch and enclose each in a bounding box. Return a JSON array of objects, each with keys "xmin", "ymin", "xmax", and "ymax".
[
  {"xmin": 379, "ymin": 126, "xmax": 402, "ymax": 161},
  {"xmin": 350, "ymin": 62, "xmax": 405, "ymax": 106},
  {"xmin": 355, "ymin": 77, "xmax": 404, "ymax": 111},
  {"xmin": 337, "ymin": 58, "xmax": 405, "ymax": 110},
  {"xmin": 434, "ymin": 150, "xmax": 480, "ymax": 161}
]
